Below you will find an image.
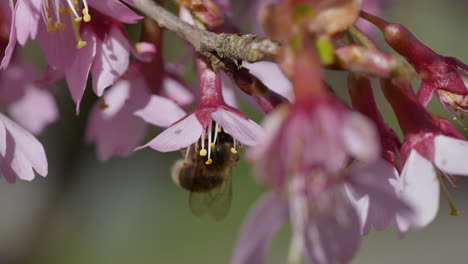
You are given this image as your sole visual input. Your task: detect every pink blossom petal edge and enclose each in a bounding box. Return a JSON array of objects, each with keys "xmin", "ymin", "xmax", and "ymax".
[
  {"xmin": 211, "ymin": 108, "xmax": 264, "ymax": 146},
  {"xmin": 434, "ymin": 135, "xmax": 468, "ymax": 175},
  {"xmin": 248, "ymin": 106, "xmax": 287, "ymax": 160},
  {"xmin": 230, "ymin": 192, "xmax": 288, "ymax": 264},
  {"xmin": 133, "ymin": 95, "xmax": 186, "ymax": 127},
  {"xmin": 1, "ymin": 0, "xmax": 16, "ymax": 69},
  {"xmin": 65, "ymin": 31, "xmax": 97, "ymax": 114},
  {"xmin": 14, "ymin": 0, "xmax": 41, "ymax": 45},
  {"xmin": 90, "ymin": 0, "xmax": 143, "ymax": 24},
  {"xmin": 342, "ymin": 112, "xmax": 380, "ymax": 162},
  {"xmin": 9, "ymin": 86, "xmax": 58, "ymax": 135},
  {"xmin": 243, "ymin": 61, "xmax": 295, "ymax": 102},
  {"xmin": 162, "ymin": 74, "xmax": 195, "ymax": 107},
  {"xmin": 0, "ymin": 114, "xmax": 47, "ymax": 181},
  {"xmin": 396, "ymin": 150, "xmax": 439, "ymax": 234},
  {"xmin": 91, "ymin": 27, "xmax": 130, "ymax": 97},
  {"xmin": 136, "ymin": 113, "xmax": 202, "ymax": 152}
]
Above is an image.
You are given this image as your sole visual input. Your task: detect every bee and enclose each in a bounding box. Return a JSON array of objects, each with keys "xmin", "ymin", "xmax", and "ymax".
[{"xmin": 171, "ymin": 126, "xmax": 240, "ymax": 220}]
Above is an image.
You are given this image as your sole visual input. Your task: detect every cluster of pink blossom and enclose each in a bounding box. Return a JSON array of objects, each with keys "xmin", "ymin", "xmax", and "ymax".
[{"xmin": 1, "ymin": 0, "xmax": 468, "ymax": 263}]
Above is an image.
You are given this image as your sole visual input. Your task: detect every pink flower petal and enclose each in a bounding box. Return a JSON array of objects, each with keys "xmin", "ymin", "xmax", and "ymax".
[
  {"xmin": 0, "ymin": 114, "xmax": 47, "ymax": 181},
  {"xmin": 86, "ymin": 79, "xmax": 147, "ymax": 161},
  {"xmin": 1, "ymin": 0, "xmax": 16, "ymax": 69},
  {"xmin": 220, "ymin": 72, "xmax": 239, "ymax": 109},
  {"xmin": 64, "ymin": 31, "xmax": 97, "ymax": 114},
  {"xmin": 434, "ymin": 135, "xmax": 468, "ymax": 175},
  {"xmin": 14, "ymin": 0, "xmax": 40, "ymax": 45},
  {"xmin": 162, "ymin": 74, "xmax": 195, "ymax": 107},
  {"xmin": 90, "ymin": 0, "xmax": 143, "ymax": 23},
  {"xmin": 396, "ymin": 150, "xmax": 439, "ymax": 234},
  {"xmin": 36, "ymin": 16, "xmax": 77, "ymax": 69},
  {"xmin": 248, "ymin": 106, "xmax": 287, "ymax": 160},
  {"xmin": 91, "ymin": 27, "xmax": 130, "ymax": 96},
  {"xmin": 211, "ymin": 108, "xmax": 264, "ymax": 146},
  {"xmin": 9, "ymin": 86, "xmax": 58, "ymax": 135},
  {"xmin": 243, "ymin": 61, "xmax": 294, "ymax": 102},
  {"xmin": 342, "ymin": 112, "xmax": 380, "ymax": 162},
  {"xmin": 304, "ymin": 191, "xmax": 361, "ymax": 264},
  {"xmin": 230, "ymin": 192, "xmax": 288, "ymax": 264},
  {"xmin": 347, "ymin": 160, "xmax": 411, "ymax": 235},
  {"xmin": 137, "ymin": 113, "xmax": 202, "ymax": 152},
  {"xmin": 133, "ymin": 95, "xmax": 186, "ymax": 128}
]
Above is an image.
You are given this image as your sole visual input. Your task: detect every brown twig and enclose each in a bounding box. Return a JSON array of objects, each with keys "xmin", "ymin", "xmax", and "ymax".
[{"xmin": 132, "ymin": 0, "xmax": 280, "ymax": 62}]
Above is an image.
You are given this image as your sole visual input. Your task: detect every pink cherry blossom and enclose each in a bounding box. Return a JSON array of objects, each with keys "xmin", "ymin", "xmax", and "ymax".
[
  {"xmin": 137, "ymin": 58, "xmax": 264, "ymax": 158},
  {"xmin": 86, "ymin": 63, "xmax": 188, "ymax": 161},
  {"xmin": 382, "ymin": 79, "xmax": 468, "ymax": 233},
  {"xmin": 0, "ymin": 58, "xmax": 58, "ymax": 135},
  {"xmin": 0, "ymin": 113, "xmax": 47, "ymax": 183},
  {"xmin": 4, "ymin": 0, "xmax": 143, "ymax": 112}
]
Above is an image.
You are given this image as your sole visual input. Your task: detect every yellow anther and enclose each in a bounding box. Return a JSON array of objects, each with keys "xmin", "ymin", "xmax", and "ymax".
[
  {"xmin": 238, "ymin": 146, "xmax": 244, "ymax": 151},
  {"xmin": 453, "ymin": 116, "xmax": 458, "ymax": 120},
  {"xmin": 205, "ymin": 159, "xmax": 213, "ymax": 165},
  {"xmin": 454, "ymin": 177, "xmax": 459, "ymax": 183},
  {"xmin": 183, "ymin": 162, "xmax": 188, "ymax": 166},
  {"xmin": 199, "ymin": 149, "xmax": 207, "ymax": 156},
  {"xmin": 210, "ymin": 143, "xmax": 215, "ymax": 147},
  {"xmin": 82, "ymin": 9, "xmax": 91, "ymax": 22},
  {"xmin": 464, "ymin": 126, "xmax": 468, "ymax": 131},
  {"xmin": 217, "ymin": 128, "xmax": 222, "ymax": 132},
  {"xmin": 205, "ymin": 134, "xmax": 208, "ymax": 139},
  {"xmin": 76, "ymin": 40, "xmax": 87, "ymax": 49},
  {"xmin": 231, "ymin": 147, "xmax": 238, "ymax": 154},
  {"xmin": 450, "ymin": 209, "xmax": 460, "ymax": 216},
  {"xmin": 452, "ymin": 185, "xmax": 459, "ymax": 189},
  {"xmin": 75, "ymin": 17, "xmax": 83, "ymax": 22}
]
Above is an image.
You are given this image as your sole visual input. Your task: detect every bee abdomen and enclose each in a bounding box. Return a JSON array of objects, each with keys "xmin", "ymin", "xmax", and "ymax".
[{"xmin": 178, "ymin": 165, "xmax": 224, "ymax": 192}]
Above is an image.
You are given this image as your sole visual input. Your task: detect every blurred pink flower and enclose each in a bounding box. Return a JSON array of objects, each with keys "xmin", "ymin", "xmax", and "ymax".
[
  {"xmin": 86, "ymin": 63, "xmax": 189, "ymax": 161},
  {"xmin": 347, "ymin": 75, "xmax": 408, "ymax": 234},
  {"xmin": 232, "ymin": 43, "xmax": 409, "ymax": 264},
  {"xmin": 137, "ymin": 58, "xmax": 263, "ymax": 157},
  {"xmin": 0, "ymin": 113, "xmax": 47, "ymax": 183},
  {"xmin": 0, "ymin": 58, "xmax": 58, "ymax": 135},
  {"xmin": 3, "ymin": 0, "xmax": 142, "ymax": 112},
  {"xmin": 232, "ymin": 161, "xmax": 410, "ymax": 264},
  {"xmin": 0, "ymin": 3, "xmax": 58, "ymax": 135},
  {"xmin": 382, "ymin": 79, "xmax": 468, "ymax": 233}
]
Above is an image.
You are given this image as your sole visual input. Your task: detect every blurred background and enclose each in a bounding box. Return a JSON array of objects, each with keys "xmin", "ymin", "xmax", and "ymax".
[{"xmin": 1, "ymin": 0, "xmax": 468, "ymax": 263}]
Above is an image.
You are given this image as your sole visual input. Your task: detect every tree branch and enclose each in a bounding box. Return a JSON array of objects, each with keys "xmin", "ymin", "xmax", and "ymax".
[{"xmin": 132, "ymin": 0, "xmax": 280, "ymax": 62}]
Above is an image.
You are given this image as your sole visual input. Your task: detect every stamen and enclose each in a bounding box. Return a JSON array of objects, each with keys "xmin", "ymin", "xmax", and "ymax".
[
  {"xmin": 183, "ymin": 146, "xmax": 190, "ymax": 166},
  {"xmin": 82, "ymin": 8, "xmax": 91, "ymax": 22},
  {"xmin": 207, "ymin": 122, "xmax": 213, "ymax": 164},
  {"xmin": 71, "ymin": 18, "xmax": 87, "ymax": 49},
  {"xmin": 438, "ymin": 175, "xmax": 460, "ymax": 216},
  {"xmin": 212, "ymin": 123, "xmax": 219, "ymax": 145},
  {"xmin": 199, "ymin": 131, "xmax": 207, "ymax": 156},
  {"xmin": 205, "ymin": 159, "xmax": 213, "ymax": 165},
  {"xmin": 231, "ymin": 138, "xmax": 238, "ymax": 154}
]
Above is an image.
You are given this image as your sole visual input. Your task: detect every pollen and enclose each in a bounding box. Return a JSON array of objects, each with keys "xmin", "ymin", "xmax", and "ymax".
[
  {"xmin": 82, "ymin": 8, "xmax": 91, "ymax": 22},
  {"xmin": 217, "ymin": 128, "xmax": 222, "ymax": 132},
  {"xmin": 210, "ymin": 143, "xmax": 215, "ymax": 147},
  {"xmin": 205, "ymin": 159, "xmax": 213, "ymax": 165},
  {"xmin": 199, "ymin": 149, "xmax": 207, "ymax": 156},
  {"xmin": 230, "ymin": 147, "xmax": 238, "ymax": 154},
  {"xmin": 450, "ymin": 209, "xmax": 460, "ymax": 216},
  {"xmin": 76, "ymin": 40, "xmax": 87, "ymax": 49}
]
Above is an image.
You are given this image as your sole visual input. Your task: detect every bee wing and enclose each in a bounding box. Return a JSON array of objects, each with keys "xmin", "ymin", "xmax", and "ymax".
[
  {"xmin": 188, "ymin": 174, "xmax": 233, "ymax": 221},
  {"xmin": 189, "ymin": 191, "xmax": 212, "ymax": 217},
  {"xmin": 209, "ymin": 174, "xmax": 232, "ymax": 221}
]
